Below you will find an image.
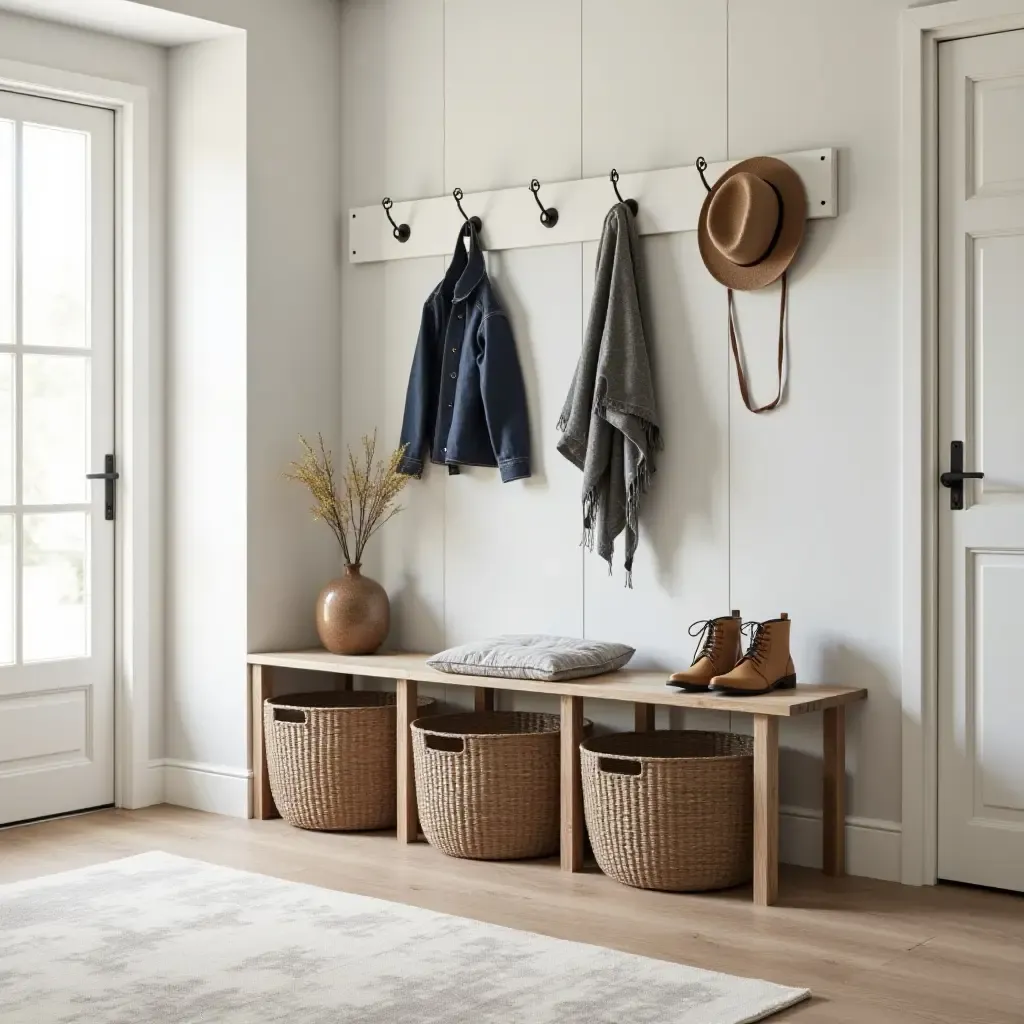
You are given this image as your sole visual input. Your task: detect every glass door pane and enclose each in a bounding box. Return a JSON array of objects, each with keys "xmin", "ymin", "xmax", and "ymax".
[
  {"xmin": 23, "ymin": 353, "xmax": 90, "ymax": 505},
  {"xmin": 0, "ymin": 119, "xmax": 12, "ymax": 347},
  {"xmin": 22, "ymin": 512, "xmax": 88, "ymax": 663},
  {"xmin": 21, "ymin": 124, "xmax": 89, "ymax": 350}
]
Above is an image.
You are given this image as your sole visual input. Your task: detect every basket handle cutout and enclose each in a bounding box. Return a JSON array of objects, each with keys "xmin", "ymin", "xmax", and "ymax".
[
  {"xmin": 598, "ymin": 757, "xmax": 643, "ymax": 777},
  {"xmin": 424, "ymin": 734, "xmax": 465, "ymax": 754},
  {"xmin": 273, "ymin": 708, "xmax": 308, "ymax": 724}
]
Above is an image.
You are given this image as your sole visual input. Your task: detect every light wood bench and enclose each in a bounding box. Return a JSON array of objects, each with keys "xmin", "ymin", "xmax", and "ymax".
[{"xmin": 247, "ymin": 650, "xmax": 866, "ymax": 906}]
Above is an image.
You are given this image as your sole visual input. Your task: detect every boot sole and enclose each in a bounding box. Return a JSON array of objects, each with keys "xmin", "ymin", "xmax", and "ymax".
[
  {"xmin": 666, "ymin": 681, "xmax": 712, "ymax": 692},
  {"xmin": 712, "ymin": 674, "xmax": 797, "ymax": 697}
]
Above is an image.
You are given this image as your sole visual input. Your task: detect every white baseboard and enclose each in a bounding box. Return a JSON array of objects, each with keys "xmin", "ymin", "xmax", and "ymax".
[
  {"xmin": 780, "ymin": 805, "xmax": 902, "ymax": 882},
  {"xmin": 131, "ymin": 759, "xmax": 167, "ymax": 808},
  {"xmin": 149, "ymin": 762, "xmax": 901, "ymax": 880},
  {"xmin": 151, "ymin": 759, "xmax": 251, "ymax": 819}
]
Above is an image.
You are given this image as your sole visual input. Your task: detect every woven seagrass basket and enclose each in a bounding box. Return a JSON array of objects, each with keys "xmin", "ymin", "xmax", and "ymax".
[
  {"xmin": 411, "ymin": 710, "xmax": 583, "ymax": 861},
  {"xmin": 581, "ymin": 730, "xmax": 754, "ymax": 892},
  {"xmin": 265, "ymin": 691, "xmax": 434, "ymax": 831}
]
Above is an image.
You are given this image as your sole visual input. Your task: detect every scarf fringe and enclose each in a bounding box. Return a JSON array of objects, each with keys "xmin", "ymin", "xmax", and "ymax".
[
  {"xmin": 568, "ymin": 409, "xmax": 661, "ymax": 590},
  {"xmin": 580, "ymin": 490, "xmax": 597, "ymax": 551}
]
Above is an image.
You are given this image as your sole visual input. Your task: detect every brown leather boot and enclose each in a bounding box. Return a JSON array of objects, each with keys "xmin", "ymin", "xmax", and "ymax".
[
  {"xmin": 667, "ymin": 611, "xmax": 742, "ymax": 692},
  {"xmin": 711, "ymin": 614, "xmax": 797, "ymax": 695}
]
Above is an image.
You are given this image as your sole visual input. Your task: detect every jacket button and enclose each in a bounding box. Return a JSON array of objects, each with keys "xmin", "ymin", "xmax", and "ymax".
[
  {"xmin": 457, "ymin": 312, "xmax": 464, "ymax": 320},
  {"xmin": 450, "ymin": 371, "xmax": 457, "ymax": 379},
  {"xmin": 451, "ymin": 347, "xmax": 457, "ymax": 353}
]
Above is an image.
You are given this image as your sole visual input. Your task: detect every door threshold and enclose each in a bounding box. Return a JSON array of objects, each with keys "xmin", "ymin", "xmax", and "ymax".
[
  {"xmin": 939, "ymin": 878, "xmax": 1024, "ymax": 899},
  {"xmin": 0, "ymin": 805, "xmax": 115, "ymax": 832}
]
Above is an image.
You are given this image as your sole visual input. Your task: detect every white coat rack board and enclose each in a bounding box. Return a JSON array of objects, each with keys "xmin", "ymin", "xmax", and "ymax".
[{"xmin": 348, "ymin": 149, "xmax": 838, "ymax": 264}]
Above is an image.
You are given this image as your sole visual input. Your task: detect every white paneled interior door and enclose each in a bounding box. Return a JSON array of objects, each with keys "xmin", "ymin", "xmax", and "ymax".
[
  {"xmin": 0, "ymin": 91, "xmax": 114, "ymax": 826},
  {"xmin": 938, "ymin": 31, "xmax": 1024, "ymax": 892}
]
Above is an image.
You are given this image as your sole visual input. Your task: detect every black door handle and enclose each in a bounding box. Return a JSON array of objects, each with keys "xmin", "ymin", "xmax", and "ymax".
[
  {"xmin": 941, "ymin": 441, "xmax": 983, "ymax": 511},
  {"xmin": 86, "ymin": 454, "xmax": 119, "ymax": 521},
  {"xmin": 939, "ymin": 471, "xmax": 984, "ymax": 486}
]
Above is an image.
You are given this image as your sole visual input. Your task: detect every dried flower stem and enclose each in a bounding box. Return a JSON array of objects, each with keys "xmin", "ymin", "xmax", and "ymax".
[{"xmin": 286, "ymin": 431, "xmax": 409, "ymax": 566}]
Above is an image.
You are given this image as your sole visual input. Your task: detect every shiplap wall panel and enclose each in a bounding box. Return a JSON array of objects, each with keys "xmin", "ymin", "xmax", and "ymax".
[
  {"xmin": 580, "ymin": 0, "xmax": 729, "ymax": 735},
  {"xmin": 441, "ymin": 1, "xmax": 585, "ymax": 716},
  {"xmin": 726, "ymin": 0, "xmax": 902, "ymax": 821},
  {"xmin": 381, "ymin": 258, "xmax": 448, "ymax": 656},
  {"xmin": 443, "ymin": 0, "xmax": 583, "ymax": 193},
  {"xmin": 442, "ymin": 244, "xmax": 585, "ymax": 646},
  {"xmin": 581, "ymin": 0, "xmax": 728, "ymax": 177}
]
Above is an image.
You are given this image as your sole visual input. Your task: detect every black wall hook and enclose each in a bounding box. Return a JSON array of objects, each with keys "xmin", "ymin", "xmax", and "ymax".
[
  {"xmin": 529, "ymin": 179, "xmax": 559, "ymax": 228},
  {"xmin": 696, "ymin": 157, "xmax": 713, "ymax": 194},
  {"xmin": 609, "ymin": 169, "xmax": 638, "ymax": 215},
  {"xmin": 381, "ymin": 197, "xmax": 410, "ymax": 242},
  {"xmin": 452, "ymin": 188, "xmax": 482, "ymax": 231}
]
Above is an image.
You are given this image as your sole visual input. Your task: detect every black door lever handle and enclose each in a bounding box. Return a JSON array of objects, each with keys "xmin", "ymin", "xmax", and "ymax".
[
  {"xmin": 940, "ymin": 471, "xmax": 984, "ymax": 487},
  {"xmin": 86, "ymin": 455, "xmax": 119, "ymax": 520},
  {"xmin": 941, "ymin": 442, "xmax": 983, "ymax": 511}
]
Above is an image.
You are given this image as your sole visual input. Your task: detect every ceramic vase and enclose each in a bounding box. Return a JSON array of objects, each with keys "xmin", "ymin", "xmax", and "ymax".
[{"xmin": 316, "ymin": 564, "xmax": 390, "ymax": 655}]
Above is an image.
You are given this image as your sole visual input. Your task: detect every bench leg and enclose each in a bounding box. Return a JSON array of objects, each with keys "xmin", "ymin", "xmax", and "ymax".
[
  {"xmin": 634, "ymin": 703, "xmax": 656, "ymax": 732},
  {"xmin": 396, "ymin": 678, "xmax": 419, "ymax": 843},
  {"xmin": 753, "ymin": 714, "xmax": 779, "ymax": 906},
  {"xmin": 475, "ymin": 687, "xmax": 495, "ymax": 712},
  {"xmin": 823, "ymin": 706, "xmax": 846, "ymax": 877},
  {"xmin": 560, "ymin": 694, "xmax": 585, "ymax": 872},
  {"xmin": 250, "ymin": 664, "xmax": 278, "ymax": 821}
]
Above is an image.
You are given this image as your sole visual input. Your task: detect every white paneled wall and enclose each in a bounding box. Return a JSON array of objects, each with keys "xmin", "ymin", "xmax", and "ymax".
[
  {"xmin": 445, "ymin": 0, "xmax": 582, "ymax": 192},
  {"xmin": 725, "ymin": 0, "xmax": 904, "ymax": 821},
  {"xmin": 340, "ymin": 0, "xmax": 909, "ymax": 878}
]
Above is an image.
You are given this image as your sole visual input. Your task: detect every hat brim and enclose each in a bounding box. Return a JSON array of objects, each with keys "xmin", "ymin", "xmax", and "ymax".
[{"xmin": 698, "ymin": 156, "xmax": 808, "ymax": 291}]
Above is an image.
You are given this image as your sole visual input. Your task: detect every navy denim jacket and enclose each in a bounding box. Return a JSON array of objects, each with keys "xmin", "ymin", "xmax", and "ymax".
[{"xmin": 398, "ymin": 224, "xmax": 531, "ymax": 483}]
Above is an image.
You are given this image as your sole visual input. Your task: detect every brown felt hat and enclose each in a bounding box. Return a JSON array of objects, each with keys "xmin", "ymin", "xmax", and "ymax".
[{"xmin": 698, "ymin": 156, "xmax": 807, "ymax": 291}]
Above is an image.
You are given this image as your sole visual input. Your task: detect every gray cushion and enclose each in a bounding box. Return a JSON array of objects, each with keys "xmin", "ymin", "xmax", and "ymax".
[{"xmin": 427, "ymin": 635, "xmax": 634, "ymax": 682}]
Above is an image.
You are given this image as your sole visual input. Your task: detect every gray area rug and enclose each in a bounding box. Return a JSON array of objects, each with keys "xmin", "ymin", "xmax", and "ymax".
[{"xmin": 0, "ymin": 851, "xmax": 809, "ymax": 1023}]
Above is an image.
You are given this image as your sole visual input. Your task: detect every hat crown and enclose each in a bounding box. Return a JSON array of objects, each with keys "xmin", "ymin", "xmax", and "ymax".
[{"xmin": 706, "ymin": 172, "xmax": 781, "ymax": 268}]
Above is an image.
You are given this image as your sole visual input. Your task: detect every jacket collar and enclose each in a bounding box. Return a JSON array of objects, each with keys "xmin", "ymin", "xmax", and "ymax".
[{"xmin": 440, "ymin": 223, "xmax": 486, "ymax": 304}]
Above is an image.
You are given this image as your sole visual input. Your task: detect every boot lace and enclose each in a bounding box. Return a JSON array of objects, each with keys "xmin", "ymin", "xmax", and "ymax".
[
  {"xmin": 688, "ymin": 619, "xmax": 723, "ymax": 666},
  {"xmin": 739, "ymin": 621, "xmax": 770, "ymax": 668}
]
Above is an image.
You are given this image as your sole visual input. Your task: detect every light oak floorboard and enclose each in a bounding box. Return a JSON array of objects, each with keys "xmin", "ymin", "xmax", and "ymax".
[{"xmin": 1, "ymin": 808, "xmax": 1022, "ymax": 1022}]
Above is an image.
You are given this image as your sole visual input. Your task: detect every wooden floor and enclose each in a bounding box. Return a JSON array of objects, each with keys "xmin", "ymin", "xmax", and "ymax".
[{"xmin": 1, "ymin": 807, "xmax": 1022, "ymax": 1023}]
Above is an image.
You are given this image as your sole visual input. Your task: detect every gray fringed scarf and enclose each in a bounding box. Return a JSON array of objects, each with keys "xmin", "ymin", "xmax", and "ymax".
[{"xmin": 556, "ymin": 203, "xmax": 661, "ymax": 587}]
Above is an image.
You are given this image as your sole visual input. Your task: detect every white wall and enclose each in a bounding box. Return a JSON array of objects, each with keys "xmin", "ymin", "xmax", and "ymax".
[
  {"xmin": 133, "ymin": 0, "xmax": 343, "ymax": 655},
  {"xmin": 341, "ymin": 0, "xmax": 909, "ymax": 880},
  {"xmin": 165, "ymin": 34, "xmax": 247, "ymax": 796},
  {"xmin": 0, "ymin": 7, "xmax": 169, "ymax": 767},
  {"xmin": 138, "ymin": 0, "xmax": 343, "ymax": 815}
]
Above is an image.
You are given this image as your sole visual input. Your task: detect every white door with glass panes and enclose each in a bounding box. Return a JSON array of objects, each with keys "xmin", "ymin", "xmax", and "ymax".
[
  {"xmin": 0, "ymin": 91, "xmax": 114, "ymax": 826},
  {"xmin": 938, "ymin": 30, "xmax": 1024, "ymax": 892}
]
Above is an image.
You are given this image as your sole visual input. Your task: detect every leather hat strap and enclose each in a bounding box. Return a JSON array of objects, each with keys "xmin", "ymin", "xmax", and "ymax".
[{"xmin": 727, "ymin": 272, "xmax": 787, "ymax": 414}]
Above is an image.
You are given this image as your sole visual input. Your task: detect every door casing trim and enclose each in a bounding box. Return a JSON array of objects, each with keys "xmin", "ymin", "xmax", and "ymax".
[
  {"xmin": 0, "ymin": 58, "xmax": 160, "ymax": 810},
  {"xmin": 901, "ymin": 0, "xmax": 1024, "ymax": 886}
]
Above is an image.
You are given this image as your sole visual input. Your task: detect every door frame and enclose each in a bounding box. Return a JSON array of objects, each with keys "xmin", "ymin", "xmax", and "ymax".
[
  {"xmin": 0, "ymin": 58, "xmax": 159, "ymax": 812},
  {"xmin": 900, "ymin": 0, "xmax": 1024, "ymax": 886}
]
